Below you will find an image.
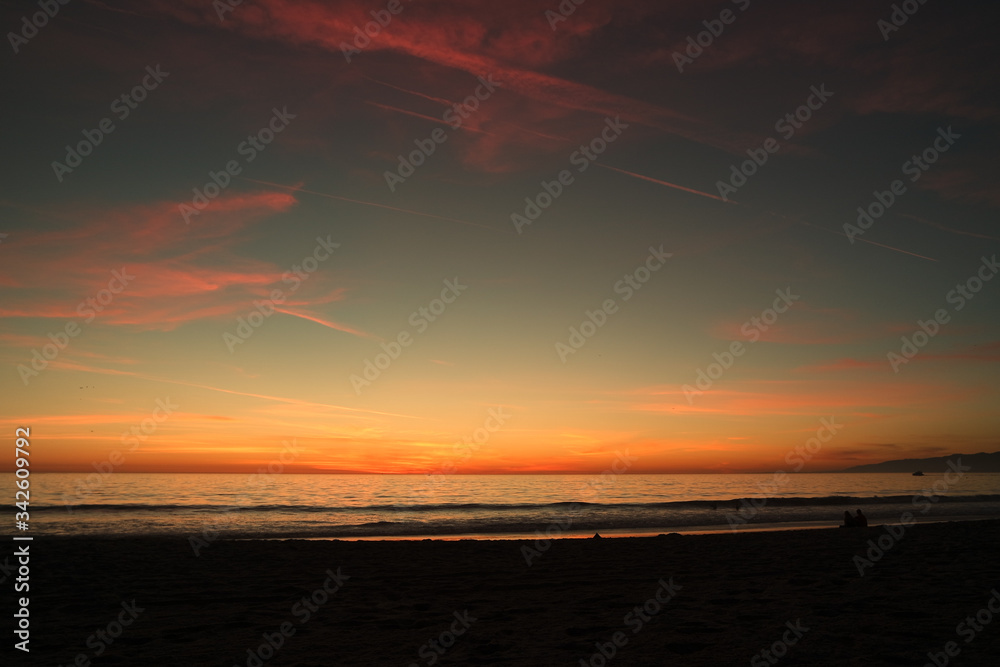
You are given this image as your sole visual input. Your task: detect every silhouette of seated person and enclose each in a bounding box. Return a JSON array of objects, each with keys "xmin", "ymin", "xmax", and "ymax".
[
  {"xmin": 855, "ymin": 509, "xmax": 868, "ymax": 527},
  {"xmin": 841, "ymin": 510, "xmax": 856, "ymax": 528}
]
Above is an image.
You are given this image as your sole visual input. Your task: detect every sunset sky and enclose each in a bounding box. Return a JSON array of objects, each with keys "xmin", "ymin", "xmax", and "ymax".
[{"xmin": 2, "ymin": 0, "xmax": 998, "ymax": 474}]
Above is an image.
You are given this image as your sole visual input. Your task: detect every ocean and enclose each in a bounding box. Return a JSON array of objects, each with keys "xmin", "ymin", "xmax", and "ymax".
[{"xmin": 7, "ymin": 472, "xmax": 1000, "ymax": 540}]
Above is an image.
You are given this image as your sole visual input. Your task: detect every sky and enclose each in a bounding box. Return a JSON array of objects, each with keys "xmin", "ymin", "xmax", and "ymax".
[{"xmin": 1, "ymin": 0, "xmax": 998, "ymax": 474}]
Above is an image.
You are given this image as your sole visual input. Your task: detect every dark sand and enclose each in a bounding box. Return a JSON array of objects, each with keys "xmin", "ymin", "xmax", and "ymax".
[{"xmin": 21, "ymin": 520, "xmax": 1000, "ymax": 666}]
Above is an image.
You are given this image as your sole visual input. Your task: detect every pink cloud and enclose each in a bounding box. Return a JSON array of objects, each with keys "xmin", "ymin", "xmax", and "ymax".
[
  {"xmin": 794, "ymin": 358, "xmax": 887, "ymax": 373},
  {"xmin": 709, "ymin": 305, "xmax": 908, "ymax": 345},
  {"xmin": 143, "ymin": 0, "xmax": 762, "ymax": 161},
  {"xmin": 0, "ymin": 190, "xmax": 368, "ymax": 336},
  {"xmin": 795, "ymin": 342, "xmax": 1000, "ymax": 374}
]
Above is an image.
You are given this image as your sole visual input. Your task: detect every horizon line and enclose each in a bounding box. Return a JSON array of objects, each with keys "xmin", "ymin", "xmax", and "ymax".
[{"xmin": 7, "ymin": 469, "xmax": 982, "ymax": 475}]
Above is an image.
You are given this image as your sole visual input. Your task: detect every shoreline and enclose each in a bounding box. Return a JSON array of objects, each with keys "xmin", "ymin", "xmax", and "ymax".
[
  {"xmin": 24, "ymin": 518, "xmax": 1000, "ymax": 664},
  {"xmin": 244, "ymin": 513, "xmax": 1000, "ymax": 541},
  {"xmin": 14, "ymin": 510, "xmax": 1000, "ymax": 542}
]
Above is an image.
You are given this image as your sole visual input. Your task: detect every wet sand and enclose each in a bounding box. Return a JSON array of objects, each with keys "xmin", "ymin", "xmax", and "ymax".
[{"xmin": 22, "ymin": 519, "xmax": 1000, "ymax": 665}]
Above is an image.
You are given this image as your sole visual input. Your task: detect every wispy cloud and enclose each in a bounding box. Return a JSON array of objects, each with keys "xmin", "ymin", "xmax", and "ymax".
[{"xmin": 0, "ymin": 190, "xmax": 366, "ymax": 334}]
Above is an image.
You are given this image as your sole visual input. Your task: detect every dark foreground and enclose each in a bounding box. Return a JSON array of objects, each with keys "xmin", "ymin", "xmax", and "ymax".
[{"xmin": 13, "ymin": 520, "xmax": 1000, "ymax": 666}]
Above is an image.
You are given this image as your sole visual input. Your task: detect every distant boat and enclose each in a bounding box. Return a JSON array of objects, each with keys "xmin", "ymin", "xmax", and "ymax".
[{"xmin": 912, "ymin": 471, "xmax": 924, "ymax": 476}]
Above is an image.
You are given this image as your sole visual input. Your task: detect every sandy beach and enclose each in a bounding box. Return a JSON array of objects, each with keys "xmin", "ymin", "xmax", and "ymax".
[{"xmin": 18, "ymin": 518, "xmax": 999, "ymax": 665}]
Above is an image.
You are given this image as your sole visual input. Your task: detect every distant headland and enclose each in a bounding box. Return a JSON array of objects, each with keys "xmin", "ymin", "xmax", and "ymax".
[{"xmin": 839, "ymin": 451, "xmax": 1000, "ymax": 473}]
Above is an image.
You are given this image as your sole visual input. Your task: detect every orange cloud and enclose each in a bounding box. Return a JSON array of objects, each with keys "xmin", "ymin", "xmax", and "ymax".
[{"xmin": 633, "ymin": 379, "xmax": 974, "ymax": 416}]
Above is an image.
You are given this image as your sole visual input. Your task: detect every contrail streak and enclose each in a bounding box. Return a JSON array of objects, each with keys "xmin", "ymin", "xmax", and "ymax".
[
  {"xmin": 593, "ymin": 163, "xmax": 935, "ymax": 261},
  {"xmin": 365, "ymin": 100, "xmax": 452, "ymax": 127},
  {"xmin": 273, "ymin": 308, "xmax": 375, "ymax": 339},
  {"xmin": 362, "ymin": 75, "xmax": 455, "ymax": 106},
  {"xmin": 799, "ymin": 221, "xmax": 939, "ymax": 262},
  {"xmin": 899, "ymin": 213, "xmax": 1000, "ymax": 242},
  {"xmin": 241, "ymin": 178, "xmax": 501, "ymax": 232},
  {"xmin": 595, "ymin": 163, "xmax": 739, "ymax": 204},
  {"xmin": 365, "ymin": 101, "xmax": 489, "ymax": 134},
  {"xmin": 44, "ymin": 361, "xmax": 423, "ymax": 418}
]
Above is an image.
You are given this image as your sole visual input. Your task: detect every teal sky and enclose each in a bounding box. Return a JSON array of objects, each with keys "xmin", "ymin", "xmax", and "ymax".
[{"xmin": 1, "ymin": 0, "xmax": 998, "ymax": 474}]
